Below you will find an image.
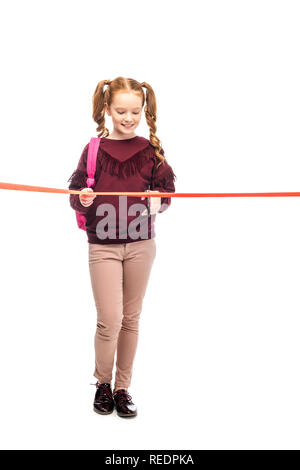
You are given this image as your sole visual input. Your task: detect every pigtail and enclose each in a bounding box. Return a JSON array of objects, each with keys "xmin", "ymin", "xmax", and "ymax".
[
  {"xmin": 92, "ymin": 80, "xmax": 111, "ymax": 138},
  {"xmin": 141, "ymin": 81, "xmax": 166, "ymax": 170}
]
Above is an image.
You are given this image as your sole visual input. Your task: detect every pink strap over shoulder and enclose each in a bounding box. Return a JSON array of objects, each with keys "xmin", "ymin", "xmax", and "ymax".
[
  {"xmin": 86, "ymin": 137, "xmax": 101, "ymax": 187},
  {"xmin": 75, "ymin": 137, "xmax": 101, "ymax": 231}
]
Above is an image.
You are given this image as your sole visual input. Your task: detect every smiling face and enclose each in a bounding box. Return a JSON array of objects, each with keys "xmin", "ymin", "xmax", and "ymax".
[{"xmin": 105, "ymin": 91, "xmax": 143, "ymax": 139}]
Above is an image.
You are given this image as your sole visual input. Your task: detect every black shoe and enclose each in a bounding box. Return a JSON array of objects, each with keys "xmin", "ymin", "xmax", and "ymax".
[
  {"xmin": 93, "ymin": 382, "xmax": 114, "ymax": 415},
  {"xmin": 113, "ymin": 389, "xmax": 137, "ymax": 417}
]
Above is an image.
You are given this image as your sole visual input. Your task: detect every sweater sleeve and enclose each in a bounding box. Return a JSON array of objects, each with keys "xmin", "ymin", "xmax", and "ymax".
[
  {"xmin": 151, "ymin": 148, "xmax": 177, "ymax": 213},
  {"xmin": 67, "ymin": 143, "xmax": 90, "ymax": 215}
]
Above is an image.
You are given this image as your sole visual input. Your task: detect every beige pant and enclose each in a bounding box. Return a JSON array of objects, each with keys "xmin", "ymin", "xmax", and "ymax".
[{"xmin": 88, "ymin": 238, "xmax": 156, "ymax": 389}]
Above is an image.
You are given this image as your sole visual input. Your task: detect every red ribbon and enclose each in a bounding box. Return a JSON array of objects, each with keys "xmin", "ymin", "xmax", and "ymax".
[{"xmin": 1, "ymin": 181, "xmax": 300, "ymax": 197}]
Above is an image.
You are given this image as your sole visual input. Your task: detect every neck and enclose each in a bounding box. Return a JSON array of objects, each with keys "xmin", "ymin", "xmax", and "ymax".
[{"xmin": 108, "ymin": 131, "xmax": 137, "ymax": 140}]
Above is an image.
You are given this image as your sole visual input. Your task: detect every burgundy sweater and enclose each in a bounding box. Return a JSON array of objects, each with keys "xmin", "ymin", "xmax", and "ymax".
[{"xmin": 67, "ymin": 135, "xmax": 177, "ymax": 244}]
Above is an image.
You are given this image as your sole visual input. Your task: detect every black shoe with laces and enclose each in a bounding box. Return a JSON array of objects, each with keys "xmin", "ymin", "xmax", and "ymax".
[
  {"xmin": 113, "ymin": 389, "xmax": 137, "ymax": 417},
  {"xmin": 93, "ymin": 382, "xmax": 114, "ymax": 415}
]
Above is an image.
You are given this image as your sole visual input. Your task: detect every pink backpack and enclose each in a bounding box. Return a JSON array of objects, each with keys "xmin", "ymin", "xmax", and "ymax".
[{"xmin": 76, "ymin": 137, "xmax": 101, "ymax": 231}]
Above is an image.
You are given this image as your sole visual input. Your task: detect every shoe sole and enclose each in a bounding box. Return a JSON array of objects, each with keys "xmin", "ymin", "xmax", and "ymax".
[
  {"xmin": 117, "ymin": 411, "xmax": 137, "ymax": 418},
  {"xmin": 93, "ymin": 406, "xmax": 114, "ymax": 415}
]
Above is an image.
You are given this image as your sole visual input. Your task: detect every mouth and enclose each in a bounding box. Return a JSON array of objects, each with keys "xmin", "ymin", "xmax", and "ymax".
[{"xmin": 121, "ymin": 124, "xmax": 134, "ymax": 128}]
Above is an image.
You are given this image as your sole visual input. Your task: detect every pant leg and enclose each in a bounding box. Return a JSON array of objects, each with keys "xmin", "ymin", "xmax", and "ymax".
[
  {"xmin": 88, "ymin": 243, "xmax": 124, "ymax": 384},
  {"xmin": 114, "ymin": 238, "xmax": 156, "ymax": 389}
]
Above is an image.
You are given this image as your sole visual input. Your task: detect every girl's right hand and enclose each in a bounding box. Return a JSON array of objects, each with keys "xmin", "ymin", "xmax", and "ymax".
[{"xmin": 79, "ymin": 188, "xmax": 97, "ymax": 207}]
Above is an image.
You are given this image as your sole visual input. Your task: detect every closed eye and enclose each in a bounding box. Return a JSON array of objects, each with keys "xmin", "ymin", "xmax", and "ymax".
[{"xmin": 118, "ymin": 112, "xmax": 140, "ymax": 115}]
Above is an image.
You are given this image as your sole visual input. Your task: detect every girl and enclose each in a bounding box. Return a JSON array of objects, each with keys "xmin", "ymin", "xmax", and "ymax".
[{"xmin": 67, "ymin": 77, "xmax": 176, "ymax": 418}]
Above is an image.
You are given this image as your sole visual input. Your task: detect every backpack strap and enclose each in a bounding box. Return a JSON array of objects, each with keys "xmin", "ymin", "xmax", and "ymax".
[{"xmin": 86, "ymin": 137, "xmax": 101, "ymax": 187}]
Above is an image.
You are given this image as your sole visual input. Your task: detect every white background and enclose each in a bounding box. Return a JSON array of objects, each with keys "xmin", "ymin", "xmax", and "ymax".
[{"xmin": 0, "ymin": 0, "xmax": 300, "ymax": 450}]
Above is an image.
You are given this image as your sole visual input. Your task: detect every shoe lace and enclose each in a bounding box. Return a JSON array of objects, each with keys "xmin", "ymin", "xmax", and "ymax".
[
  {"xmin": 113, "ymin": 389, "xmax": 132, "ymax": 404},
  {"xmin": 91, "ymin": 382, "xmax": 113, "ymax": 401}
]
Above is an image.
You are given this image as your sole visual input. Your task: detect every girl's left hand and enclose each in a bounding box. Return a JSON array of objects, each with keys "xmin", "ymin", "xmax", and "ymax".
[{"xmin": 141, "ymin": 190, "xmax": 161, "ymax": 215}]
